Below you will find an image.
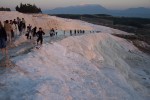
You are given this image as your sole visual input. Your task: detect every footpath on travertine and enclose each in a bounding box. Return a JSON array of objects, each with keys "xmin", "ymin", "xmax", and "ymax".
[{"xmin": 0, "ymin": 31, "xmax": 93, "ymax": 60}]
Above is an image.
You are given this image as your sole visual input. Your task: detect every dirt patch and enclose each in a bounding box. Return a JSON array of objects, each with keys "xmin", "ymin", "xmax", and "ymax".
[
  {"xmin": 132, "ymin": 40, "xmax": 150, "ymax": 54},
  {"xmin": 113, "ymin": 34, "xmax": 150, "ymax": 54}
]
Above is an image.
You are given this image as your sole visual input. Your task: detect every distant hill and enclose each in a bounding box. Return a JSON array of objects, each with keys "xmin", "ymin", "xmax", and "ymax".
[
  {"xmin": 112, "ymin": 7, "xmax": 150, "ymax": 18},
  {"xmin": 43, "ymin": 4, "xmax": 150, "ymax": 18},
  {"xmin": 43, "ymin": 4, "xmax": 110, "ymax": 14}
]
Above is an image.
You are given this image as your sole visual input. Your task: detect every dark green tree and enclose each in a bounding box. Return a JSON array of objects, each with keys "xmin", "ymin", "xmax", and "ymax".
[
  {"xmin": 15, "ymin": 3, "xmax": 42, "ymax": 13},
  {"xmin": 0, "ymin": 7, "xmax": 11, "ymax": 11}
]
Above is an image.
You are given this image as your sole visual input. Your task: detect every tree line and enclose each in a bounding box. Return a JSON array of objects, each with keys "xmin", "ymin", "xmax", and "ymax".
[
  {"xmin": 0, "ymin": 7, "xmax": 11, "ymax": 11},
  {"xmin": 0, "ymin": 3, "xmax": 42, "ymax": 13},
  {"xmin": 16, "ymin": 3, "xmax": 42, "ymax": 13}
]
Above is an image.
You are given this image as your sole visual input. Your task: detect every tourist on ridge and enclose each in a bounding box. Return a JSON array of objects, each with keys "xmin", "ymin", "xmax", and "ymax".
[
  {"xmin": 49, "ymin": 28, "xmax": 55, "ymax": 37},
  {"xmin": 22, "ymin": 18, "xmax": 26, "ymax": 34},
  {"xmin": 37, "ymin": 27, "xmax": 45, "ymax": 45},
  {"xmin": 4, "ymin": 20, "xmax": 13, "ymax": 45},
  {"xmin": 0, "ymin": 21, "xmax": 8, "ymax": 62}
]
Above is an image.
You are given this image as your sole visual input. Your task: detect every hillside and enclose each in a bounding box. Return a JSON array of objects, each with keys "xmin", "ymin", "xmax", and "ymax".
[
  {"xmin": 43, "ymin": 4, "xmax": 150, "ymax": 18},
  {"xmin": 0, "ymin": 11, "xmax": 150, "ymax": 100},
  {"xmin": 43, "ymin": 4, "xmax": 109, "ymax": 14}
]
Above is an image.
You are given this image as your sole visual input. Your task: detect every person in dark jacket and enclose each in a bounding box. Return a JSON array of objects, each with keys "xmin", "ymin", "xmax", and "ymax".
[
  {"xmin": 13, "ymin": 19, "xmax": 17, "ymax": 27},
  {"xmin": 0, "ymin": 21, "xmax": 7, "ymax": 58},
  {"xmin": 32, "ymin": 26, "xmax": 37, "ymax": 37},
  {"xmin": 82, "ymin": 30, "xmax": 85, "ymax": 34},
  {"xmin": 49, "ymin": 28, "xmax": 55, "ymax": 37},
  {"xmin": 36, "ymin": 27, "xmax": 45, "ymax": 45},
  {"xmin": 70, "ymin": 30, "xmax": 72, "ymax": 36},
  {"xmin": 74, "ymin": 30, "xmax": 76, "ymax": 35}
]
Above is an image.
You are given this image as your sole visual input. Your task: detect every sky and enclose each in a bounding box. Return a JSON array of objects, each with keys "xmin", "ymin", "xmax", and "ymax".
[{"xmin": 0, "ymin": 0, "xmax": 150, "ymax": 10}]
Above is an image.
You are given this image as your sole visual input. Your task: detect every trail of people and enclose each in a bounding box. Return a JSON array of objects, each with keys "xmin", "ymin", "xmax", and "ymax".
[{"xmin": 0, "ymin": 29, "xmax": 97, "ymax": 66}]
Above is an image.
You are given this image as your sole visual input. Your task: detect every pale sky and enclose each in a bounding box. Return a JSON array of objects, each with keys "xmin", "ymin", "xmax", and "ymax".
[{"xmin": 0, "ymin": 0, "xmax": 150, "ymax": 10}]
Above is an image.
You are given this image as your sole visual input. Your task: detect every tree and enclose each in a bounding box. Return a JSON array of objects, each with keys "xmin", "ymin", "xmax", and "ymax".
[
  {"xmin": 15, "ymin": 6, "xmax": 19, "ymax": 11},
  {"xmin": 15, "ymin": 3, "xmax": 42, "ymax": 13},
  {"xmin": 0, "ymin": 7, "xmax": 11, "ymax": 11}
]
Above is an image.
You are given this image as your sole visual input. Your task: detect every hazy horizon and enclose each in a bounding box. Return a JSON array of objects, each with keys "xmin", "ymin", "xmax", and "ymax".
[{"xmin": 0, "ymin": 0, "xmax": 150, "ymax": 10}]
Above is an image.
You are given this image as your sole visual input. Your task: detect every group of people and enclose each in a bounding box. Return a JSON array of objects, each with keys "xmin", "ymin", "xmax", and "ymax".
[
  {"xmin": 68, "ymin": 30, "xmax": 85, "ymax": 36},
  {"xmin": 0, "ymin": 17, "xmax": 46, "ymax": 64},
  {"xmin": 25, "ymin": 25, "xmax": 45, "ymax": 45},
  {"xmin": 1, "ymin": 17, "xmax": 93, "ymax": 67},
  {"xmin": 0, "ymin": 17, "xmax": 26, "ymax": 59}
]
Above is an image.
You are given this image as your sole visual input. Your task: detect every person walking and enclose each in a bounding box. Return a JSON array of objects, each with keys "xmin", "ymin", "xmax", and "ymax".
[
  {"xmin": 12, "ymin": 20, "xmax": 18, "ymax": 38},
  {"xmin": 36, "ymin": 27, "xmax": 45, "ymax": 45},
  {"xmin": 17, "ymin": 17, "xmax": 22, "ymax": 35},
  {"xmin": 64, "ymin": 30, "xmax": 66, "ymax": 36},
  {"xmin": 25, "ymin": 25, "xmax": 31, "ymax": 39},
  {"xmin": 13, "ymin": 19, "xmax": 17, "ymax": 27},
  {"xmin": 4, "ymin": 20, "xmax": 13, "ymax": 45},
  {"xmin": 0, "ymin": 21, "xmax": 8, "ymax": 67},
  {"xmin": 22, "ymin": 18, "xmax": 26, "ymax": 34},
  {"xmin": 55, "ymin": 29, "xmax": 58, "ymax": 36},
  {"xmin": 32, "ymin": 26, "xmax": 37, "ymax": 37},
  {"xmin": 49, "ymin": 28, "xmax": 55, "ymax": 38},
  {"xmin": 10, "ymin": 20, "xmax": 15, "ymax": 39},
  {"xmin": 27, "ymin": 24, "xmax": 32, "ymax": 32},
  {"xmin": 74, "ymin": 30, "xmax": 76, "ymax": 35},
  {"xmin": 26, "ymin": 27, "xmax": 32, "ymax": 40},
  {"xmin": 70, "ymin": 30, "xmax": 72, "ymax": 36},
  {"xmin": 83, "ymin": 30, "xmax": 85, "ymax": 34}
]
